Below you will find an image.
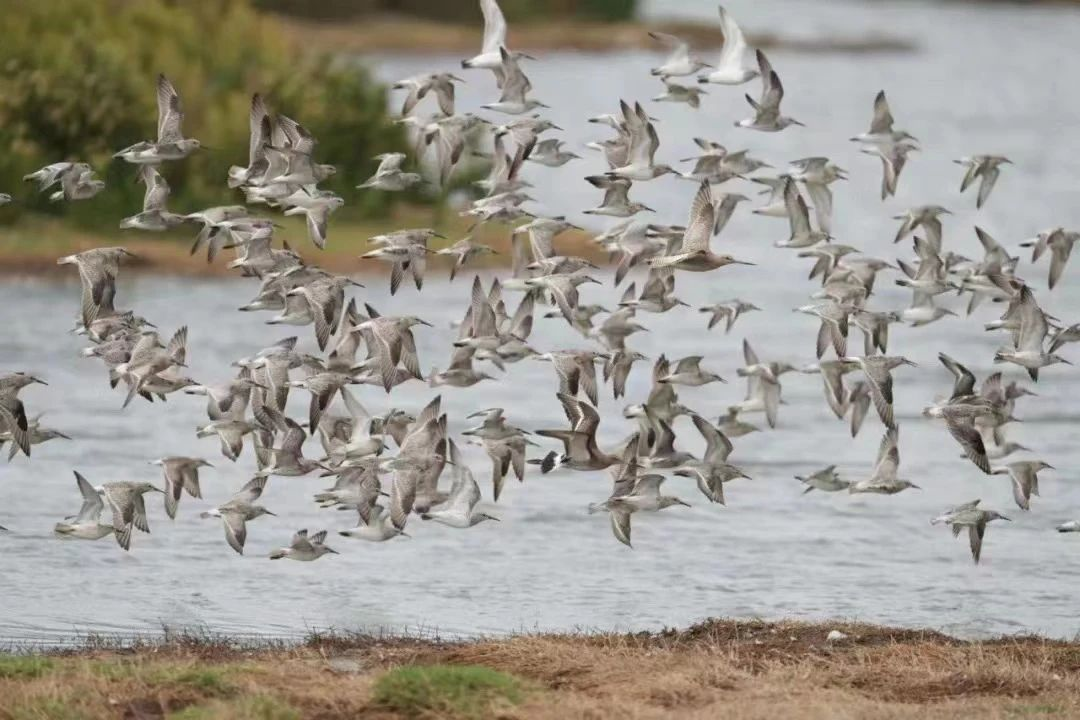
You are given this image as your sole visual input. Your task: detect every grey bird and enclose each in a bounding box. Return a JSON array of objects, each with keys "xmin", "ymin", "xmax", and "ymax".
[{"xmin": 200, "ymin": 477, "xmax": 275, "ymax": 555}]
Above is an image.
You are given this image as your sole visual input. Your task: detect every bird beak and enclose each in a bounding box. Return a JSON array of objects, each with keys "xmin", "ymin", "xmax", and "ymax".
[
  {"xmin": 419, "ymin": 319, "xmax": 434, "ymax": 327},
  {"xmin": 677, "ymin": 499, "xmax": 691, "ymax": 507},
  {"xmin": 734, "ymin": 260, "xmax": 756, "ymax": 266},
  {"xmin": 34, "ymin": 378, "xmax": 48, "ymax": 386},
  {"xmin": 265, "ymin": 510, "xmax": 278, "ymax": 517}
]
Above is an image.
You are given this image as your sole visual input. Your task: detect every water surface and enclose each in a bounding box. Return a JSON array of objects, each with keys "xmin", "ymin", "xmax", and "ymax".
[{"xmin": 3, "ymin": 0, "xmax": 1080, "ymax": 643}]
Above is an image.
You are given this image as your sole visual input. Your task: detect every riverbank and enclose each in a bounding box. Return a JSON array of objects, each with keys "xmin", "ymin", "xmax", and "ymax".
[
  {"xmin": 1, "ymin": 619, "xmax": 1077, "ymax": 719},
  {"xmin": 0, "ymin": 209, "xmax": 604, "ymax": 278},
  {"xmin": 276, "ymin": 14, "xmax": 915, "ymax": 55}
]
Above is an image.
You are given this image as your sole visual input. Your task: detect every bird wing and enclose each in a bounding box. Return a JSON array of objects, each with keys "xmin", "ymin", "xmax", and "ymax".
[
  {"xmin": 717, "ymin": 6, "xmax": 750, "ymax": 68},
  {"xmin": 480, "ymin": 0, "xmax": 508, "ymax": 55},
  {"xmin": 156, "ymin": 74, "xmax": 183, "ymax": 144},
  {"xmin": 680, "ymin": 181, "xmax": 715, "ymax": 254},
  {"xmin": 74, "ymin": 471, "xmax": 104, "ymax": 524},
  {"xmin": 945, "ymin": 413, "xmax": 990, "ymax": 474},
  {"xmin": 868, "ymin": 90, "xmax": 894, "ymax": 135}
]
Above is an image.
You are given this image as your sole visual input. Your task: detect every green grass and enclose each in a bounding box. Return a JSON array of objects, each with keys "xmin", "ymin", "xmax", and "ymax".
[
  {"xmin": 168, "ymin": 695, "xmax": 301, "ymax": 720},
  {"xmin": 153, "ymin": 666, "xmax": 236, "ymax": 696},
  {"xmin": 372, "ymin": 664, "xmax": 526, "ymax": 719},
  {"xmin": 0, "ymin": 655, "xmax": 54, "ymax": 679}
]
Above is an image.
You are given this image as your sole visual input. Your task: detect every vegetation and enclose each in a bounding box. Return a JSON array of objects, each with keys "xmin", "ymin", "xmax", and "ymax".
[
  {"xmin": 372, "ymin": 664, "xmax": 526, "ymax": 718},
  {"xmin": 0, "ymin": 620, "xmax": 1078, "ymax": 718},
  {"xmin": 0, "ymin": 0, "xmax": 405, "ymax": 230}
]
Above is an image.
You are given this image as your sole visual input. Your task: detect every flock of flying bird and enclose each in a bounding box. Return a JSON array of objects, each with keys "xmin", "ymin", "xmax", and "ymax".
[{"xmin": 3, "ymin": 1, "xmax": 1080, "ymax": 566}]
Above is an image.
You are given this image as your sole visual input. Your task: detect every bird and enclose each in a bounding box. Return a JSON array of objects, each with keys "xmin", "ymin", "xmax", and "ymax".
[
  {"xmin": 99, "ymin": 481, "xmax": 164, "ymax": 551},
  {"xmin": 991, "ymin": 461, "xmax": 1054, "ymax": 511},
  {"xmin": 420, "ymin": 465, "xmax": 499, "ymax": 528},
  {"xmin": 53, "ymin": 472, "xmax": 114, "ymax": 542},
  {"xmin": 851, "ymin": 90, "xmax": 917, "ymax": 146},
  {"xmin": 358, "ymin": 153, "xmax": 423, "ymax": 192},
  {"xmin": 270, "ymin": 529, "xmax": 339, "ymax": 561},
  {"xmin": 698, "ymin": 6, "xmax": 758, "ymax": 85},
  {"xmin": 736, "ymin": 51, "xmax": 803, "ymax": 132},
  {"xmin": 795, "ymin": 466, "xmax": 850, "ymax": 494},
  {"xmin": 150, "ymin": 457, "xmax": 213, "ymax": 520},
  {"xmin": 647, "ymin": 181, "xmax": 755, "ymax": 272},
  {"xmin": 849, "ymin": 428, "xmax": 920, "ymax": 495},
  {"xmin": 114, "ymin": 74, "xmax": 202, "ymax": 164},
  {"xmin": 200, "ymin": 477, "xmax": 275, "ymax": 555},
  {"xmin": 931, "ymin": 500, "xmax": 1010, "ymax": 564},
  {"xmin": 649, "ymin": 31, "xmax": 712, "ymax": 78},
  {"xmin": 699, "ymin": 300, "xmax": 760, "ymax": 333},
  {"xmin": 955, "ymin": 155, "xmax": 1011, "ymax": 209}
]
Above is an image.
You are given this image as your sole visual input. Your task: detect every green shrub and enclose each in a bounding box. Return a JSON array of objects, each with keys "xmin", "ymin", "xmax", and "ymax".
[
  {"xmin": 372, "ymin": 664, "xmax": 525, "ymax": 719},
  {"xmin": 256, "ymin": 0, "xmax": 638, "ymax": 22},
  {"xmin": 0, "ymin": 0, "xmax": 406, "ymax": 229}
]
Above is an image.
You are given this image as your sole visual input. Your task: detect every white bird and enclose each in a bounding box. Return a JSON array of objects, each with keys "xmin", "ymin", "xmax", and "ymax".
[{"xmin": 698, "ymin": 6, "xmax": 758, "ymax": 85}]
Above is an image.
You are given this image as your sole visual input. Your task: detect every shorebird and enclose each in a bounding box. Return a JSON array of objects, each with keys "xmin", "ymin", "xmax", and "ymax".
[
  {"xmin": 595, "ymin": 471, "xmax": 690, "ymax": 547},
  {"xmin": 647, "ymin": 181, "xmax": 755, "ymax": 271},
  {"xmin": 839, "ymin": 356, "xmax": 916, "ymax": 429},
  {"xmin": 658, "ymin": 355, "xmax": 725, "ymax": 387},
  {"xmin": 991, "ymin": 461, "xmax": 1053, "ymax": 511},
  {"xmin": 461, "ymin": 0, "xmax": 511, "ymax": 71},
  {"xmin": 778, "ymin": 177, "xmax": 829, "ymax": 248},
  {"xmin": 796, "ymin": 466, "xmax": 850, "ymax": 494},
  {"xmin": 0, "ymin": 373, "xmax": 48, "ymax": 458},
  {"xmin": 421, "ymin": 465, "xmax": 499, "ymax": 528},
  {"xmin": 533, "ymin": 350, "xmax": 606, "ymax": 405},
  {"xmin": 605, "ymin": 101, "xmax": 674, "ymax": 181},
  {"xmin": 54, "ymin": 472, "xmax": 114, "ymax": 542},
  {"xmin": 482, "ymin": 48, "xmax": 546, "ymax": 115},
  {"xmin": 0, "ymin": 414, "xmax": 69, "ymax": 460},
  {"xmin": 120, "ymin": 166, "xmax": 185, "ymax": 231},
  {"xmin": 1057, "ymin": 521, "xmax": 1080, "ymax": 533},
  {"xmin": 994, "ymin": 286, "xmax": 1071, "ymax": 380},
  {"xmin": 862, "ymin": 140, "xmax": 918, "ymax": 200},
  {"xmin": 698, "ymin": 6, "xmax": 758, "ymax": 85},
  {"xmin": 100, "ymin": 481, "xmax": 164, "ymax": 551},
  {"xmin": 849, "ymin": 428, "xmax": 920, "ymax": 495},
  {"xmin": 270, "ymin": 529, "xmax": 338, "ymax": 561},
  {"xmin": 392, "ymin": 72, "xmax": 463, "ymax": 117},
  {"xmin": 649, "ymin": 31, "xmax": 712, "ymax": 78},
  {"xmin": 718, "ymin": 407, "xmax": 759, "ymax": 437},
  {"xmin": 339, "ymin": 504, "xmax": 409, "ymax": 542},
  {"xmin": 736, "ymin": 51, "xmax": 803, "ymax": 132},
  {"xmin": 700, "ymin": 300, "xmax": 760, "ymax": 333},
  {"xmin": 253, "ymin": 405, "xmax": 326, "ymax": 477},
  {"xmin": 955, "ymin": 155, "xmax": 1011, "ymax": 209},
  {"xmin": 671, "ymin": 414, "xmax": 744, "ymax": 503},
  {"xmin": 528, "ymin": 138, "xmax": 580, "ymax": 167},
  {"xmin": 437, "ymin": 237, "xmax": 497, "ymax": 281},
  {"xmin": 358, "ymin": 153, "xmax": 423, "ymax": 192},
  {"xmin": 200, "ymin": 477, "xmax": 275, "ymax": 555},
  {"xmin": 652, "ymin": 79, "xmax": 706, "ymax": 109},
  {"xmin": 536, "ymin": 393, "xmax": 619, "ymax": 473},
  {"xmin": 851, "ymin": 90, "xmax": 917, "ymax": 146},
  {"xmin": 893, "ymin": 205, "xmax": 950, "ymax": 249},
  {"xmin": 114, "ymin": 75, "xmax": 201, "ymax": 164},
  {"xmin": 56, "ymin": 247, "xmax": 136, "ymax": 329},
  {"xmin": 788, "ymin": 157, "xmax": 845, "ymax": 235},
  {"xmin": 931, "ymin": 500, "xmax": 1009, "ymax": 564},
  {"xmin": 583, "ymin": 175, "xmax": 653, "ymax": 217},
  {"xmin": 1021, "ymin": 227, "xmax": 1079, "ymax": 290},
  {"xmin": 150, "ymin": 457, "xmax": 213, "ymax": 520}
]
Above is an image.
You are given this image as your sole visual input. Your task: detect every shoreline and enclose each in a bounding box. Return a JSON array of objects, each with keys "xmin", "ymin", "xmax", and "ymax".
[
  {"xmin": 0, "ymin": 211, "xmax": 606, "ymax": 278},
  {"xmin": 1, "ymin": 618, "xmax": 1078, "ymax": 718},
  {"xmin": 277, "ymin": 14, "xmax": 916, "ymax": 56}
]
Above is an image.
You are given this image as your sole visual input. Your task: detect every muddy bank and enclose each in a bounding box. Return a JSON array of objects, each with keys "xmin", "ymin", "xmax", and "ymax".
[{"xmin": 2, "ymin": 618, "xmax": 1077, "ymax": 719}]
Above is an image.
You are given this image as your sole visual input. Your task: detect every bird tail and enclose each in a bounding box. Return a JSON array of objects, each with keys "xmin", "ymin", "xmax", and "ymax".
[{"xmin": 269, "ymin": 550, "xmax": 286, "ymax": 560}]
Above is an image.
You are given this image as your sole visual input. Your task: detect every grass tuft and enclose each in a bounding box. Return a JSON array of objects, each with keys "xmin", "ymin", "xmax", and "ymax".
[
  {"xmin": 168, "ymin": 695, "xmax": 301, "ymax": 720},
  {"xmin": 0, "ymin": 655, "xmax": 54, "ymax": 679},
  {"xmin": 372, "ymin": 664, "xmax": 525, "ymax": 718}
]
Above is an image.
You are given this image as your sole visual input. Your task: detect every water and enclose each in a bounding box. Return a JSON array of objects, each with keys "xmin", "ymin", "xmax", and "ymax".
[{"xmin": 4, "ymin": 0, "xmax": 1080, "ymax": 643}]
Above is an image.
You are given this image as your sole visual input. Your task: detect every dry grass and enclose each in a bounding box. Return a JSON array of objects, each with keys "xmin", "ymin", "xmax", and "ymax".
[
  {"xmin": 0, "ymin": 207, "xmax": 605, "ymax": 278},
  {"xmin": 1, "ymin": 619, "xmax": 1078, "ymax": 719},
  {"xmin": 275, "ymin": 15, "xmax": 915, "ymax": 55}
]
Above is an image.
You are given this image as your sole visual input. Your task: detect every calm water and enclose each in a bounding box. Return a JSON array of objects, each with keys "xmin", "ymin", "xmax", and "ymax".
[{"xmin": 4, "ymin": 0, "xmax": 1080, "ymax": 643}]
